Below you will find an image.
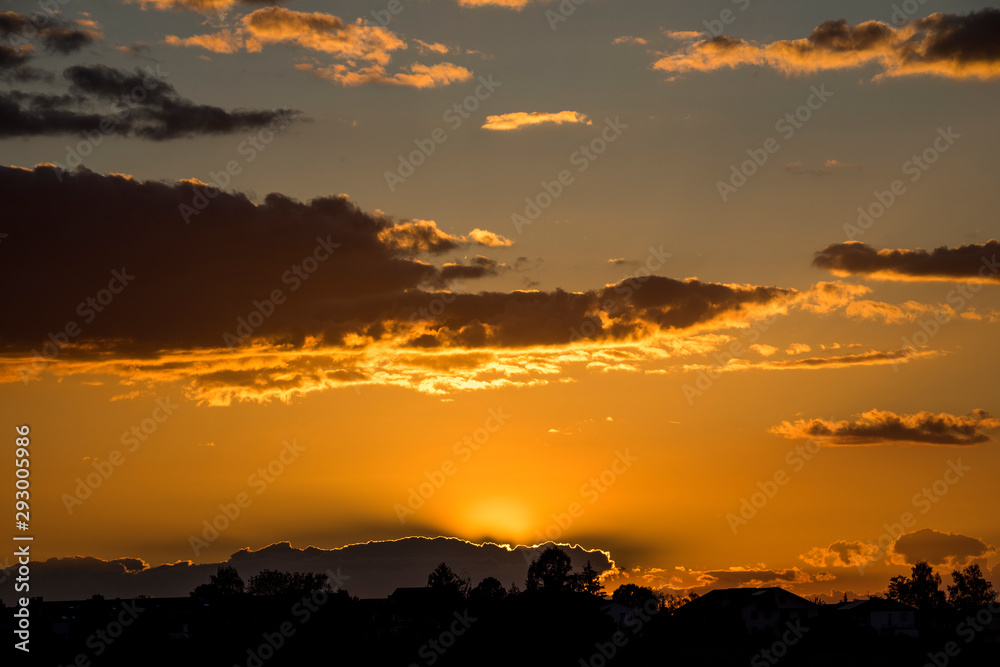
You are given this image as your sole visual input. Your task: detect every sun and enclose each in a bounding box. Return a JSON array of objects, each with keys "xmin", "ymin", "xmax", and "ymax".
[{"xmin": 458, "ymin": 497, "xmax": 535, "ymax": 543}]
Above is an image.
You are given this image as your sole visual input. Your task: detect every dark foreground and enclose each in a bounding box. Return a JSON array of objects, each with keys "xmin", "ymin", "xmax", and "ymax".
[{"xmin": 4, "ymin": 591, "xmax": 1000, "ymax": 667}]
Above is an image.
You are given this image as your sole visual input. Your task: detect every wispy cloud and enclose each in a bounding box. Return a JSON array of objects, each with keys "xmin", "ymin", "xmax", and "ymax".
[{"xmin": 482, "ymin": 111, "xmax": 592, "ymax": 131}]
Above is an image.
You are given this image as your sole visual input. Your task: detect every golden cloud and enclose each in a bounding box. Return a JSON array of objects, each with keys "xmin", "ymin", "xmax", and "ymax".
[{"xmin": 481, "ymin": 111, "xmax": 593, "ymax": 131}]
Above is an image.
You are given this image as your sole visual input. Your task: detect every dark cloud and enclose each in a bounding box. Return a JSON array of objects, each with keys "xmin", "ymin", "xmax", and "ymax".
[
  {"xmin": 39, "ymin": 25, "xmax": 99, "ymax": 54},
  {"xmin": 0, "ymin": 64, "xmax": 302, "ymax": 140},
  {"xmin": 915, "ymin": 9, "xmax": 1000, "ymax": 67},
  {"xmin": 0, "ymin": 11, "xmax": 102, "ymax": 56},
  {"xmin": 813, "ymin": 240, "xmax": 1000, "ymax": 283},
  {"xmin": 0, "ymin": 43, "xmax": 33, "ymax": 69},
  {"xmin": 0, "ymin": 538, "xmax": 613, "ymax": 600},
  {"xmin": 890, "ymin": 529, "xmax": 996, "ymax": 567},
  {"xmin": 439, "ymin": 256, "xmax": 507, "ymax": 283},
  {"xmin": 771, "ymin": 409, "xmax": 1000, "ymax": 446},
  {"xmin": 0, "ymin": 91, "xmax": 108, "ymax": 135},
  {"xmin": 697, "ymin": 567, "xmax": 812, "ymax": 589},
  {"xmin": 0, "ymin": 165, "xmax": 796, "ymax": 361},
  {"xmin": 0, "ymin": 62, "xmax": 53, "ymax": 83}
]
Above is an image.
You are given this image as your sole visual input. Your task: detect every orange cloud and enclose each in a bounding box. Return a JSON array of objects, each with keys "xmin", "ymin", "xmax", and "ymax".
[
  {"xmin": 613, "ymin": 36, "xmax": 649, "ymax": 46},
  {"xmin": 126, "ymin": 0, "xmax": 242, "ymax": 12},
  {"xmin": 654, "ymin": 10, "xmax": 1000, "ymax": 81},
  {"xmin": 164, "ymin": 30, "xmax": 242, "ymax": 54},
  {"xmin": 605, "ymin": 563, "xmax": 821, "ymax": 595},
  {"xmin": 800, "ymin": 541, "xmax": 881, "ymax": 569},
  {"xmin": 845, "ymin": 299, "xmax": 955, "ymax": 324},
  {"xmin": 683, "ymin": 347, "xmax": 940, "ymax": 374},
  {"xmin": 481, "ymin": 111, "xmax": 592, "ymax": 131},
  {"xmin": 164, "ymin": 7, "xmax": 471, "ymax": 89},
  {"xmin": 467, "ymin": 228, "xmax": 515, "ymax": 247},
  {"xmin": 316, "ymin": 62, "xmax": 472, "ymax": 89},
  {"xmin": 456, "ymin": 0, "xmax": 536, "ymax": 7}
]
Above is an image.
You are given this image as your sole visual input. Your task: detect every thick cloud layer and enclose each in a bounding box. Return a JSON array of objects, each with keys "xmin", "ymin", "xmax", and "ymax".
[
  {"xmin": 0, "ymin": 538, "xmax": 613, "ymax": 600},
  {"xmin": 0, "ymin": 164, "xmax": 796, "ymax": 356},
  {"xmin": 814, "ymin": 241, "xmax": 1000, "ymax": 283}
]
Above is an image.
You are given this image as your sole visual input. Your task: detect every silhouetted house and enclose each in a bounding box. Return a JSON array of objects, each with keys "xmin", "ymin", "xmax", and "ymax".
[
  {"xmin": 837, "ymin": 598, "xmax": 919, "ymax": 638},
  {"xmin": 388, "ymin": 587, "xmax": 438, "ymax": 631},
  {"xmin": 674, "ymin": 587, "xmax": 820, "ymax": 638},
  {"xmin": 602, "ymin": 601, "xmax": 638, "ymax": 629},
  {"xmin": 356, "ymin": 597, "xmax": 391, "ymax": 642}
]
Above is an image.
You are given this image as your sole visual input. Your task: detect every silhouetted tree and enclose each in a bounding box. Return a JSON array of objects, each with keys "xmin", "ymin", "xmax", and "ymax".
[
  {"xmin": 575, "ymin": 561, "xmax": 605, "ymax": 597},
  {"xmin": 662, "ymin": 590, "xmax": 699, "ymax": 612},
  {"xmin": 948, "ymin": 563, "xmax": 998, "ymax": 611},
  {"xmin": 526, "ymin": 546, "xmax": 574, "ymax": 593},
  {"xmin": 469, "ymin": 576, "xmax": 506, "ymax": 605},
  {"xmin": 427, "ymin": 562, "xmax": 470, "ymax": 597},
  {"xmin": 612, "ymin": 583, "xmax": 659, "ymax": 610},
  {"xmin": 248, "ymin": 570, "xmax": 328, "ymax": 596},
  {"xmin": 886, "ymin": 561, "xmax": 945, "ymax": 610},
  {"xmin": 191, "ymin": 564, "xmax": 244, "ymax": 598}
]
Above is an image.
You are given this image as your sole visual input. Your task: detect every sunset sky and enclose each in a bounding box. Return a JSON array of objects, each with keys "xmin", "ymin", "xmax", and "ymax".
[{"xmin": 2, "ymin": 0, "xmax": 999, "ymax": 602}]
